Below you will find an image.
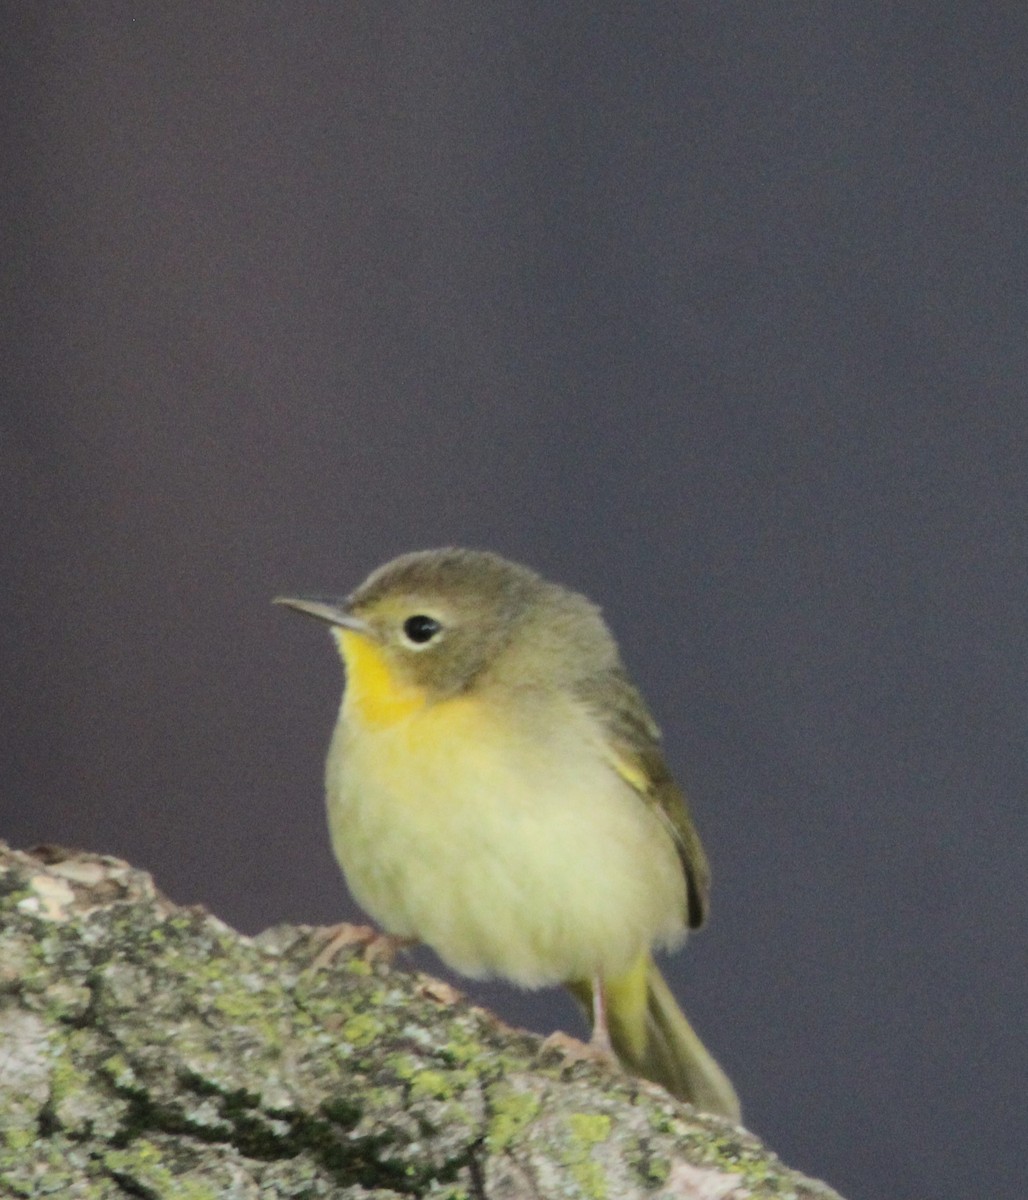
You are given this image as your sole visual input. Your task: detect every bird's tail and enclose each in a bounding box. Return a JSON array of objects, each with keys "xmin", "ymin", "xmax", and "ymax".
[{"xmin": 567, "ymin": 954, "xmax": 740, "ymax": 1121}]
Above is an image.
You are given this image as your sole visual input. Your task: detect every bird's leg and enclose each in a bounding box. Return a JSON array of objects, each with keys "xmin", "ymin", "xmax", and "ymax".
[
  {"xmin": 540, "ymin": 973, "xmax": 619, "ymax": 1070},
  {"xmin": 588, "ymin": 973, "xmax": 615, "ymax": 1056}
]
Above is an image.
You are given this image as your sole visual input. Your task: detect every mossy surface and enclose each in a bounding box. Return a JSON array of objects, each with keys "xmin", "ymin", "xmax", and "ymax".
[{"xmin": 0, "ymin": 843, "xmax": 846, "ymax": 1198}]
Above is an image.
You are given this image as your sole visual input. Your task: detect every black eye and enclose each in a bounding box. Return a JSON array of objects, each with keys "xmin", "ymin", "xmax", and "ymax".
[{"xmin": 403, "ymin": 614, "xmax": 441, "ymax": 644}]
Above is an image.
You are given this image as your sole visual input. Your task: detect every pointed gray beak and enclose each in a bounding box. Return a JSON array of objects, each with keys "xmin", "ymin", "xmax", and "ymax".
[{"xmin": 272, "ymin": 596, "xmax": 371, "ymax": 633}]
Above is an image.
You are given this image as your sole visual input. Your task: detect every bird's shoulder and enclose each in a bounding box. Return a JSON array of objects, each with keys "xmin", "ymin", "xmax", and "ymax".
[{"xmin": 572, "ymin": 666, "xmax": 711, "ymax": 929}]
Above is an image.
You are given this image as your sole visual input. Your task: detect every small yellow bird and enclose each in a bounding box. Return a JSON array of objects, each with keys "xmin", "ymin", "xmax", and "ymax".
[{"xmin": 276, "ymin": 548, "xmax": 739, "ymax": 1119}]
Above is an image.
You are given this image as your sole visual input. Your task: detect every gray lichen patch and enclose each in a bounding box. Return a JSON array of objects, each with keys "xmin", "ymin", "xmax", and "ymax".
[{"xmin": 0, "ymin": 842, "xmax": 845, "ymax": 1199}]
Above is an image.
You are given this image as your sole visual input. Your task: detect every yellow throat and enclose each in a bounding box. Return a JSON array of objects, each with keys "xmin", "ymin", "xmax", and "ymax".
[{"xmin": 334, "ymin": 628, "xmax": 427, "ymax": 726}]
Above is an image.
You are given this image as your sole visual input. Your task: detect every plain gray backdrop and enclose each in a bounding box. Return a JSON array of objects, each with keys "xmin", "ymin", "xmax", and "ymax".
[{"xmin": 3, "ymin": 6, "xmax": 1025, "ymax": 1200}]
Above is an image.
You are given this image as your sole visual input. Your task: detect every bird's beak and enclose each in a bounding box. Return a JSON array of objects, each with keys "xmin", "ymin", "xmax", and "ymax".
[{"xmin": 273, "ymin": 596, "xmax": 372, "ymax": 634}]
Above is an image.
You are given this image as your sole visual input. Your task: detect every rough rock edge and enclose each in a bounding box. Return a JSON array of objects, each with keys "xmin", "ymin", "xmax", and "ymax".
[{"xmin": 0, "ymin": 842, "xmax": 846, "ymax": 1200}]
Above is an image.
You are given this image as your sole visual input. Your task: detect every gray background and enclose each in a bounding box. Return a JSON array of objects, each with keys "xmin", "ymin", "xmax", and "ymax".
[{"xmin": 3, "ymin": 6, "xmax": 1025, "ymax": 1200}]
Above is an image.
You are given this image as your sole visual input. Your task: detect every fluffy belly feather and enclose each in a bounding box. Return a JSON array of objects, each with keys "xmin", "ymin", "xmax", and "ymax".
[{"xmin": 325, "ymin": 692, "xmax": 686, "ymax": 987}]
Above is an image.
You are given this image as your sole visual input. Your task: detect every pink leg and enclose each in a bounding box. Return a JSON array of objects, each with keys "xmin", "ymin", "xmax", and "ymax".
[{"xmin": 588, "ymin": 974, "xmax": 614, "ymax": 1055}]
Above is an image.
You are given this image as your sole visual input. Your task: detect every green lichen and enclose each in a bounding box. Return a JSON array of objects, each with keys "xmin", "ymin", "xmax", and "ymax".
[
  {"xmin": 562, "ymin": 1112, "xmax": 613, "ymax": 1199},
  {"xmin": 485, "ymin": 1087, "xmax": 541, "ymax": 1152},
  {"xmin": 644, "ymin": 1155, "xmax": 670, "ymax": 1184},
  {"xmin": 670, "ymin": 1124, "xmax": 803, "ymax": 1194},
  {"xmin": 0, "ymin": 874, "xmax": 32, "ymax": 904},
  {"xmin": 48, "ymin": 1050, "xmax": 90, "ymax": 1103},
  {"xmin": 407, "ymin": 1068, "xmax": 458, "ymax": 1101},
  {"xmin": 1, "ymin": 1128, "xmax": 36, "ymax": 1154},
  {"xmin": 621, "ymin": 1136, "xmax": 672, "ymax": 1188},
  {"xmin": 568, "ymin": 1112, "xmax": 611, "ymax": 1144},
  {"xmin": 101, "ymin": 1053, "xmax": 137, "ymax": 1090},
  {"xmin": 342, "ymin": 1012, "xmax": 384, "ymax": 1047},
  {"xmin": 42, "ymin": 979, "xmax": 92, "ymax": 1023},
  {"xmin": 386, "ymin": 1051, "xmax": 422, "ymax": 1081},
  {"xmin": 646, "ymin": 1105, "xmax": 676, "ymax": 1135},
  {"xmin": 102, "ymin": 1138, "xmax": 220, "ymax": 1200},
  {"xmin": 209, "ymin": 984, "xmax": 271, "ymax": 1025},
  {"xmin": 365, "ymin": 1082, "xmax": 406, "ymax": 1113},
  {"xmin": 13, "ymin": 933, "xmax": 55, "ymax": 983},
  {"xmin": 0, "ymin": 1141, "xmax": 92, "ymax": 1200},
  {"xmin": 440, "ymin": 1034, "xmax": 484, "ymax": 1064}
]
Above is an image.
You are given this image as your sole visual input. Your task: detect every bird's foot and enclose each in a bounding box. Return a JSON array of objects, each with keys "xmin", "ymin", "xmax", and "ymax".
[
  {"xmin": 540, "ymin": 1030, "xmax": 620, "ymax": 1071},
  {"xmin": 308, "ymin": 922, "xmax": 416, "ymax": 969}
]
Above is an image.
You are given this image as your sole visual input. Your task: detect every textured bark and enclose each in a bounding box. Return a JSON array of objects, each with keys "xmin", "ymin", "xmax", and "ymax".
[{"xmin": 0, "ymin": 843, "xmax": 845, "ymax": 1199}]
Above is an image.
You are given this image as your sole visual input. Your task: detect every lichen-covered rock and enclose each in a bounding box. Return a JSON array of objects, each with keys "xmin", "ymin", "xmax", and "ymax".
[{"xmin": 0, "ymin": 843, "xmax": 845, "ymax": 1199}]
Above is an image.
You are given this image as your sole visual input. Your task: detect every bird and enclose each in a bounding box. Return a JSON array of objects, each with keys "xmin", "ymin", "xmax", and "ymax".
[{"xmin": 276, "ymin": 547, "xmax": 739, "ymax": 1119}]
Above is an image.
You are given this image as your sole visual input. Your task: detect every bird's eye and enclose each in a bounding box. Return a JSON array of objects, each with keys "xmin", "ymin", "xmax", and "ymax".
[{"xmin": 402, "ymin": 614, "xmax": 442, "ymax": 645}]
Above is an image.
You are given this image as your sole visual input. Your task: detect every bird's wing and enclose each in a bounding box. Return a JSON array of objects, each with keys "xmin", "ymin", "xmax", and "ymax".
[{"xmin": 575, "ymin": 668, "xmax": 711, "ymax": 929}]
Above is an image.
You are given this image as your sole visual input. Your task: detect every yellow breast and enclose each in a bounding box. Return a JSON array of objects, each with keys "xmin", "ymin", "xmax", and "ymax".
[{"xmin": 323, "ymin": 628, "xmax": 686, "ymax": 987}]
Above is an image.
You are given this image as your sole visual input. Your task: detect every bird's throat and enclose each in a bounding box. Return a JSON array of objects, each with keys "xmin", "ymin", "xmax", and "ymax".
[{"xmin": 335, "ymin": 629, "xmax": 427, "ymax": 727}]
